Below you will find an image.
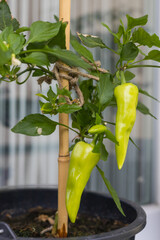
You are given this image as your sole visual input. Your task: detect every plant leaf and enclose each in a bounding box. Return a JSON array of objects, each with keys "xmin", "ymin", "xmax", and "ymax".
[
  {"xmin": 0, "ymin": 0, "xmax": 20, "ymax": 31},
  {"xmin": 97, "ymin": 73, "xmax": 114, "ymax": 107},
  {"xmin": 144, "ymin": 50, "xmax": 160, "ymax": 62},
  {"xmin": 23, "ymin": 52, "xmax": 49, "ymax": 66},
  {"xmin": 132, "ymin": 27, "xmax": 160, "ymax": 48},
  {"xmin": 126, "ymin": 14, "xmax": 148, "ymax": 30},
  {"xmin": 139, "ymin": 88, "xmax": 159, "ymax": 102},
  {"xmin": 105, "ymin": 130, "xmax": 119, "ymax": 145},
  {"xmin": 95, "ymin": 113, "xmax": 102, "ymax": 125},
  {"xmin": 121, "ymin": 42, "xmax": 139, "ymax": 61},
  {"xmin": 58, "ymin": 104, "xmax": 81, "ymax": 114},
  {"xmin": 48, "ymin": 21, "xmax": 67, "ymax": 49},
  {"xmin": 137, "ymin": 102, "xmax": 157, "ymax": 119},
  {"xmin": 0, "ymin": 40, "xmax": 12, "ymax": 65},
  {"xmin": 71, "ymin": 34, "xmax": 94, "ymax": 63},
  {"xmin": 57, "ymin": 86, "xmax": 71, "ymax": 98},
  {"xmin": 78, "ymin": 33, "xmax": 107, "ymax": 48},
  {"xmin": 102, "ymin": 23, "xmax": 120, "ymax": 41},
  {"xmin": 124, "ymin": 71, "xmax": 135, "ymax": 81},
  {"xmin": 28, "ymin": 21, "xmax": 61, "ymax": 44},
  {"xmin": 8, "ymin": 33, "xmax": 25, "ymax": 54},
  {"xmin": 11, "ymin": 114, "xmax": 58, "ymax": 136},
  {"xmin": 16, "ymin": 26, "xmax": 30, "ymax": 34},
  {"xmin": 100, "ymin": 143, "xmax": 108, "ymax": 161},
  {"xmin": 47, "ymin": 47, "xmax": 91, "ymax": 70},
  {"xmin": 96, "ymin": 165, "xmax": 125, "ymax": 216},
  {"xmin": 129, "ymin": 137, "xmax": 140, "ymax": 150},
  {"xmin": 47, "ymin": 87, "xmax": 57, "ymax": 102}
]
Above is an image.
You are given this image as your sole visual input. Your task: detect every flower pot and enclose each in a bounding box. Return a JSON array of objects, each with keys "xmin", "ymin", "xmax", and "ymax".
[{"xmin": 0, "ymin": 187, "xmax": 146, "ymax": 240}]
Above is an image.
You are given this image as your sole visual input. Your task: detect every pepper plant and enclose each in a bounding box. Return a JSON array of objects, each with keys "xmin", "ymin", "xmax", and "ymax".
[{"xmin": 0, "ymin": 0, "xmax": 159, "ymax": 236}]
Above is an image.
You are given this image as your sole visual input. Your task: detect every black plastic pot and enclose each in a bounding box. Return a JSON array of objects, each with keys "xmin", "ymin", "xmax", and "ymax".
[{"xmin": 0, "ymin": 187, "xmax": 146, "ymax": 240}]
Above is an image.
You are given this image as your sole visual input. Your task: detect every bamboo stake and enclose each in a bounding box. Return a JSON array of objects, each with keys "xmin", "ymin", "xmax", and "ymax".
[{"xmin": 57, "ymin": 0, "xmax": 71, "ymax": 237}]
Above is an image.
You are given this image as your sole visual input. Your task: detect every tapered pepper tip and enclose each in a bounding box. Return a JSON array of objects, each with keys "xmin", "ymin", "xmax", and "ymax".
[{"xmin": 118, "ymin": 163, "xmax": 123, "ymax": 170}]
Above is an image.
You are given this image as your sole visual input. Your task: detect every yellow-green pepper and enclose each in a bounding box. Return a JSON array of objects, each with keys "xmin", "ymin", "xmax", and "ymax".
[
  {"xmin": 66, "ymin": 141, "xmax": 100, "ymax": 223},
  {"xmin": 114, "ymin": 83, "xmax": 138, "ymax": 170}
]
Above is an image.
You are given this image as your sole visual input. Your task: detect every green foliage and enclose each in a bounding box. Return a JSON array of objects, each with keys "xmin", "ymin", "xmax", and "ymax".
[
  {"xmin": 27, "ymin": 21, "xmax": 61, "ymax": 44},
  {"xmin": 96, "ymin": 165, "xmax": 125, "ymax": 216},
  {"xmin": 71, "ymin": 34, "xmax": 94, "ymax": 63},
  {"xmin": 126, "ymin": 14, "xmax": 148, "ymax": 30},
  {"xmin": 0, "ymin": 1, "xmax": 159, "ymax": 219},
  {"xmin": 78, "ymin": 33, "xmax": 107, "ymax": 48},
  {"xmin": 0, "ymin": 0, "xmax": 19, "ymax": 31},
  {"xmin": 97, "ymin": 73, "xmax": 115, "ymax": 108},
  {"xmin": 11, "ymin": 114, "xmax": 58, "ymax": 136},
  {"xmin": 120, "ymin": 42, "xmax": 139, "ymax": 61},
  {"xmin": 23, "ymin": 52, "xmax": 50, "ymax": 66}
]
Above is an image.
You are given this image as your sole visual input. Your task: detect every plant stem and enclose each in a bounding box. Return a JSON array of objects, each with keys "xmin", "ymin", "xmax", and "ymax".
[{"xmin": 127, "ymin": 64, "xmax": 160, "ymax": 69}]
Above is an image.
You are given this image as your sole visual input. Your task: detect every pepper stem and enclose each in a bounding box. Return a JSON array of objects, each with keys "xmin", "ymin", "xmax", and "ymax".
[
  {"xmin": 91, "ymin": 134, "xmax": 99, "ymax": 146},
  {"xmin": 120, "ymin": 70, "xmax": 126, "ymax": 84}
]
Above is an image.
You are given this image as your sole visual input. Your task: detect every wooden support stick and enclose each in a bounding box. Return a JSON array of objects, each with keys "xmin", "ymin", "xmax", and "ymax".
[{"xmin": 57, "ymin": 0, "xmax": 71, "ymax": 237}]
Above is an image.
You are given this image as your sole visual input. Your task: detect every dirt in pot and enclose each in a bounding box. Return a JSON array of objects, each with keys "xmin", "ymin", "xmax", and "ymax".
[{"xmin": 0, "ymin": 206, "xmax": 128, "ymax": 238}]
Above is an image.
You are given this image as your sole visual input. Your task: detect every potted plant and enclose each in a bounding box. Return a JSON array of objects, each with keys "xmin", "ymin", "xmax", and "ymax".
[{"xmin": 0, "ymin": 0, "xmax": 159, "ymax": 239}]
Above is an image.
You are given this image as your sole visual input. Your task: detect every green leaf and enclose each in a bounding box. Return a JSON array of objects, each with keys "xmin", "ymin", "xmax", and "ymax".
[
  {"xmin": 58, "ymin": 104, "xmax": 81, "ymax": 114},
  {"xmin": 41, "ymin": 102, "xmax": 56, "ymax": 114},
  {"xmin": 97, "ymin": 73, "xmax": 114, "ymax": 107},
  {"xmin": 36, "ymin": 93, "xmax": 49, "ymax": 101},
  {"xmin": 124, "ymin": 71, "xmax": 135, "ymax": 81},
  {"xmin": 0, "ymin": 0, "xmax": 20, "ymax": 31},
  {"xmin": 28, "ymin": 21, "xmax": 61, "ymax": 44},
  {"xmin": 78, "ymin": 33, "xmax": 107, "ymax": 48},
  {"xmin": 48, "ymin": 21, "xmax": 67, "ymax": 49},
  {"xmin": 12, "ymin": 18, "xmax": 20, "ymax": 31},
  {"xmin": 32, "ymin": 69, "xmax": 44, "ymax": 77},
  {"xmin": 23, "ymin": 52, "xmax": 49, "ymax": 66},
  {"xmin": 132, "ymin": 27, "xmax": 160, "ymax": 48},
  {"xmin": 105, "ymin": 130, "xmax": 119, "ymax": 145},
  {"xmin": 92, "ymin": 140, "xmax": 102, "ymax": 153},
  {"xmin": 144, "ymin": 50, "xmax": 160, "ymax": 62},
  {"xmin": 0, "ymin": 40, "xmax": 12, "ymax": 65},
  {"xmin": 47, "ymin": 87, "xmax": 57, "ymax": 102},
  {"xmin": 71, "ymin": 34, "xmax": 94, "ymax": 63},
  {"xmin": 95, "ymin": 113, "xmax": 102, "ymax": 125},
  {"xmin": 80, "ymin": 79, "xmax": 94, "ymax": 103},
  {"xmin": 100, "ymin": 143, "xmax": 108, "ymax": 161},
  {"xmin": 11, "ymin": 114, "xmax": 58, "ymax": 136},
  {"xmin": 137, "ymin": 102, "xmax": 157, "ymax": 119},
  {"xmin": 47, "ymin": 47, "xmax": 91, "ymax": 70},
  {"xmin": 121, "ymin": 42, "xmax": 139, "ymax": 61},
  {"xmin": 127, "ymin": 14, "xmax": 148, "ymax": 30},
  {"xmin": 57, "ymin": 86, "xmax": 71, "ymax": 98},
  {"xmin": 129, "ymin": 137, "xmax": 140, "ymax": 150},
  {"xmin": 8, "ymin": 33, "xmax": 25, "ymax": 54},
  {"xmin": 16, "ymin": 26, "xmax": 30, "ymax": 34},
  {"xmin": 76, "ymin": 109, "xmax": 93, "ymax": 128},
  {"xmin": 139, "ymin": 88, "xmax": 159, "ymax": 102},
  {"xmin": 102, "ymin": 23, "xmax": 120, "ymax": 41},
  {"xmin": 96, "ymin": 165, "xmax": 125, "ymax": 216}
]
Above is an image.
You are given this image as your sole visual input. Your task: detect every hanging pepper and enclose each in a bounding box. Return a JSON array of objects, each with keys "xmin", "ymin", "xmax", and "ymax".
[
  {"xmin": 66, "ymin": 140, "xmax": 100, "ymax": 223},
  {"xmin": 114, "ymin": 82, "xmax": 138, "ymax": 170}
]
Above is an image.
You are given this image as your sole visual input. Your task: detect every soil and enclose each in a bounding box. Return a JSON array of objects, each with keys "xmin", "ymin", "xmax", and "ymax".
[{"xmin": 0, "ymin": 206, "xmax": 128, "ymax": 238}]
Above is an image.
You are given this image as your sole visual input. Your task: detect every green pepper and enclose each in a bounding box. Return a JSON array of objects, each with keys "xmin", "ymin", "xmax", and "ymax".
[
  {"xmin": 66, "ymin": 141, "xmax": 100, "ymax": 223},
  {"xmin": 88, "ymin": 124, "xmax": 107, "ymax": 134},
  {"xmin": 114, "ymin": 83, "xmax": 138, "ymax": 170}
]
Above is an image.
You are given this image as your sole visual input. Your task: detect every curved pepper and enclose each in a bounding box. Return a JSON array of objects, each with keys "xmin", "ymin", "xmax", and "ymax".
[
  {"xmin": 88, "ymin": 124, "xmax": 107, "ymax": 134},
  {"xmin": 66, "ymin": 141, "xmax": 100, "ymax": 223},
  {"xmin": 114, "ymin": 83, "xmax": 138, "ymax": 170}
]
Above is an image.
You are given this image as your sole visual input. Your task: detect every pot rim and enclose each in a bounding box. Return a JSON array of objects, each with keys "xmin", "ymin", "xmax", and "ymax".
[{"xmin": 0, "ymin": 186, "xmax": 146, "ymax": 240}]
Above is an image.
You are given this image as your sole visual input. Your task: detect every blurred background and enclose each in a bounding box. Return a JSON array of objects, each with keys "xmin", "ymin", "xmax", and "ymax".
[{"xmin": 0, "ymin": 0, "xmax": 160, "ymax": 239}]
